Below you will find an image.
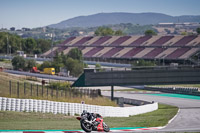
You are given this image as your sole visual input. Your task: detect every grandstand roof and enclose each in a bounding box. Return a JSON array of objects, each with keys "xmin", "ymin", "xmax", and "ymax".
[{"xmin": 42, "ymin": 35, "xmax": 200, "ymax": 60}]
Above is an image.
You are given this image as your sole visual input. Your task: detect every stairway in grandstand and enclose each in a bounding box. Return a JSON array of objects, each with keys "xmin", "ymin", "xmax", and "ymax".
[{"xmin": 42, "ymin": 35, "xmax": 200, "ymax": 61}]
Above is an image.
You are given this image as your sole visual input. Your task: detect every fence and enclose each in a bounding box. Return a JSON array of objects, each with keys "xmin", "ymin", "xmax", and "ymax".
[
  {"xmin": 0, "ymin": 97, "xmax": 158, "ymax": 117},
  {"xmin": 0, "ymin": 80, "xmax": 101, "ymax": 99}
]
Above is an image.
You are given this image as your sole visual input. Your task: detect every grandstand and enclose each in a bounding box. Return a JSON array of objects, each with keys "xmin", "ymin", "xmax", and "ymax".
[{"xmin": 42, "ymin": 35, "xmax": 200, "ymax": 63}]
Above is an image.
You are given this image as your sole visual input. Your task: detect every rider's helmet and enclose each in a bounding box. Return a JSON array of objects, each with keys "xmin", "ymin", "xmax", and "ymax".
[{"xmin": 83, "ymin": 110, "xmax": 87, "ymax": 114}]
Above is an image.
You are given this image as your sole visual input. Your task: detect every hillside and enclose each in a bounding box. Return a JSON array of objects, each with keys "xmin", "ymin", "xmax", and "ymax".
[{"xmin": 48, "ymin": 12, "xmax": 200, "ymax": 29}]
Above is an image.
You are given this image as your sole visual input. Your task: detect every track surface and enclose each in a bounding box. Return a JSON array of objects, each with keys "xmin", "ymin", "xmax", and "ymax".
[
  {"xmin": 102, "ymin": 91, "xmax": 200, "ymax": 132},
  {"xmin": 4, "ymin": 70, "xmax": 77, "ymax": 81}
]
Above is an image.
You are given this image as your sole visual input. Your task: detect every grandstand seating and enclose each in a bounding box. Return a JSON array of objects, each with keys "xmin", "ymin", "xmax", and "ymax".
[
  {"xmin": 134, "ymin": 48, "xmax": 154, "ymax": 58},
  {"xmin": 101, "ymin": 48, "xmax": 123, "ymax": 58},
  {"xmin": 68, "ymin": 36, "xmax": 83, "ymax": 46},
  {"xmin": 110, "ymin": 36, "xmax": 131, "ymax": 46},
  {"xmin": 82, "ymin": 47, "xmax": 94, "ymax": 55},
  {"xmin": 93, "ymin": 47, "xmax": 113, "ymax": 57},
  {"xmin": 142, "ymin": 36, "xmax": 161, "ymax": 46},
  {"xmin": 73, "ymin": 37, "xmax": 93, "ymax": 46},
  {"xmin": 120, "ymin": 36, "xmax": 140, "ymax": 46},
  {"xmin": 173, "ymin": 36, "xmax": 197, "ymax": 46},
  {"xmin": 121, "ymin": 48, "xmax": 145, "ymax": 58},
  {"xmin": 84, "ymin": 47, "xmax": 104, "ymax": 57},
  {"xmin": 151, "ymin": 36, "xmax": 174, "ymax": 46},
  {"xmin": 63, "ymin": 47, "xmax": 73, "ymax": 55},
  {"xmin": 91, "ymin": 36, "xmax": 112, "ymax": 46},
  {"xmin": 179, "ymin": 48, "xmax": 200, "ymax": 59},
  {"xmin": 166, "ymin": 48, "xmax": 191, "ymax": 59},
  {"xmin": 129, "ymin": 36, "xmax": 152, "ymax": 46},
  {"xmin": 42, "ymin": 35, "xmax": 200, "ymax": 61},
  {"xmin": 155, "ymin": 48, "xmax": 177, "ymax": 59},
  {"xmin": 60, "ymin": 37, "xmax": 76, "ymax": 46},
  {"xmin": 143, "ymin": 48, "xmax": 166, "ymax": 59}
]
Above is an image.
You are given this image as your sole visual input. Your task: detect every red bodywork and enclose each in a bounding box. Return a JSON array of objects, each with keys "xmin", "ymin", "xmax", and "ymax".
[
  {"xmin": 76, "ymin": 116, "xmax": 81, "ymax": 120},
  {"xmin": 76, "ymin": 116, "xmax": 104, "ymax": 131},
  {"xmin": 96, "ymin": 116, "xmax": 104, "ymax": 131}
]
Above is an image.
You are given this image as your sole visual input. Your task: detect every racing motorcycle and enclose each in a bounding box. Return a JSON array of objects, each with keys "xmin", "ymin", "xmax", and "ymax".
[{"xmin": 76, "ymin": 110, "xmax": 110, "ymax": 132}]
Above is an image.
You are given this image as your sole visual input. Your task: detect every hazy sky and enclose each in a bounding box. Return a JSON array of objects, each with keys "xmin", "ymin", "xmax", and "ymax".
[{"xmin": 1, "ymin": 0, "xmax": 200, "ymax": 29}]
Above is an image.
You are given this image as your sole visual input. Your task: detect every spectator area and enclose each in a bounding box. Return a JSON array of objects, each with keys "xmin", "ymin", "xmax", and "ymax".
[{"xmin": 42, "ymin": 35, "xmax": 200, "ymax": 60}]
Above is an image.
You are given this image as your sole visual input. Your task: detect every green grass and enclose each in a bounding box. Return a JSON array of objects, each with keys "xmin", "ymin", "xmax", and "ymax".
[{"xmin": 0, "ymin": 104, "xmax": 178, "ymax": 130}]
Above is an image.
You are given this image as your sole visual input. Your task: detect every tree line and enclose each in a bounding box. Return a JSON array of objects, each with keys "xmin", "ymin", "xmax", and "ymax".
[
  {"xmin": 12, "ymin": 48, "xmax": 86, "ymax": 77},
  {"xmin": 0, "ymin": 32, "xmax": 52, "ymax": 55}
]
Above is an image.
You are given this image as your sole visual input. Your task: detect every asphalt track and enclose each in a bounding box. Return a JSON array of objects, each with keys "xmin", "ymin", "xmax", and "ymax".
[
  {"xmin": 102, "ymin": 91, "xmax": 200, "ymax": 132},
  {"xmin": 4, "ymin": 70, "xmax": 77, "ymax": 81}
]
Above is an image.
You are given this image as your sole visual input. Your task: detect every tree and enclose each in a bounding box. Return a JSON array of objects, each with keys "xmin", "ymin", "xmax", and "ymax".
[
  {"xmin": 26, "ymin": 59, "xmax": 36, "ymax": 71},
  {"xmin": 23, "ymin": 38, "xmax": 37, "ymax": 54},
  {"xmin": 64, "ymin": 57, "xmax": 84, "ymax": 77},
  {"xmin": 95, "ymin": 27, "xmax": 114, "ymax": 36},
  {"xmin": 196, "ymin": 27, "xmax": 200, "ymax": 34},
  {"xmin": 115, "ymin": 30, "xmax": 124, "ymax": 36},
  {"xmin": 39, "ymin": 61, "xmax": 52, "ymax": 71},
  {"xmin": 12, "ymin": 56, "xmax": 26, "ymax": 70},
  {"xmin": 144, "ymin": 30, "xmax": 157, "ymax": 36},
  {"xmin": 68, "ymin": 48, "xmax": 83, "ymax": 61},
  {"xmin": 36, "ymin": 39, "xmax": 51, "ymax": 53}
]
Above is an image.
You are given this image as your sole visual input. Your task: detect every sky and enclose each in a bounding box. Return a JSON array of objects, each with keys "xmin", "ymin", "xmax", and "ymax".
[{"xmin": 1, "ymin": 0, "xmax": 200, "ymax": 29}]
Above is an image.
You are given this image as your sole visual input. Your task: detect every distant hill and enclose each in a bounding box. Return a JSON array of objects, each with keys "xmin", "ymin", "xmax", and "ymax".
[{"xmin": 48, "ymin": 12, "xmax": 200, "ymax": 29}]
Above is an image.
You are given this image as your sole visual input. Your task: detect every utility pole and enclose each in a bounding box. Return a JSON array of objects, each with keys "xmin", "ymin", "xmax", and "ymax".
[
  {"xmin": 7, "ymin": 35, "xmax": 9, "ymax": 56},
  {"xmin": 51, "ymin": 33, "xmax": 54, "ymax": 61}
]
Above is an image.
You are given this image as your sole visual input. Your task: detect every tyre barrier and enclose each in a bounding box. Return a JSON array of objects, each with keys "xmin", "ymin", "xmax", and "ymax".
[{"xmin": 0, "ymin": 97, "xmax": 158, "ymax": 117}]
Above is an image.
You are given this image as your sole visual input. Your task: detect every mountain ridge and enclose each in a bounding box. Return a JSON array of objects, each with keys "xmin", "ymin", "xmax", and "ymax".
[{"xmin": 48, "ymin": 12, "xmax": 200, "ymax": 29}]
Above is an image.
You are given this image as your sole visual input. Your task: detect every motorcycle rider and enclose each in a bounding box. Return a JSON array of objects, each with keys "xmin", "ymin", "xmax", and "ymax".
[{"xmin": 82, "ymin": 110, "xmax": 100, "ymax": 121}]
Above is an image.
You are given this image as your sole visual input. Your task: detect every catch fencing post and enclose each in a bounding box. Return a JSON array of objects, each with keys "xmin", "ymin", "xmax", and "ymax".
[
  {"xmin": 42, "ymin": 85, "xmax": 44, "ymax": 97},
  {"xmin": 31, "ymin": 84, "xmax": 33, "ymax": 96},
  {"xmin": 37, "ymin": 84, "xmax": 39, "ymax": 97},
  {"xmin": 69, "ymin": 88, "xmax": 71, "ymax": 97},
  {"xmin": 65, "ymin": 88, "xmax": 67, "ymax": 98},
  {"xmin": 56, "ymin": 87, "xmax": 58, "ymax": 99},
  {"xmin": 51, "ymin": 86, "xmax": 53, "ymax": 98},
  {"xmin": 47, "ymin": 86, "xmax": 49, "ymax": 99},
  {"xmin": 9, "ymin": 80, "xmax": 11, "ymax": 96},
  {"xmin": 24, "ymin": 82, "xmax": 26, "ymax": 96},
  {"xmin": 17, "ymin": 82, "xmax": 19, "ymax": 98}
]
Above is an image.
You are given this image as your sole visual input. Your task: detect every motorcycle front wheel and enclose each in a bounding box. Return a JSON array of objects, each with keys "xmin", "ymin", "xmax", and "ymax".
[
  {"xmin": 103, "ymin": 122, "xmax": 110, "ymax": 132},
  {"xmin": 80, "ymin": 119, "xmax": 92, "ymax": 132}
]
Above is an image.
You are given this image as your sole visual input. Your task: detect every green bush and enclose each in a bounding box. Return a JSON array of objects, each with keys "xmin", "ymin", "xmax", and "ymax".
[{"xmin": 48, "ymin": 82, "xmax": 71, "ymax": 90}]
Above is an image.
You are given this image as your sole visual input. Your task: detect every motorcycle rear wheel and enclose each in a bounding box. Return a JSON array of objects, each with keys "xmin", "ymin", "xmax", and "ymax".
[
  {"xmin": 80, "ymin": 120, "xmax": 92, "ymax": 132},
  {"xmin": 103, "ymin": 122, "xmax": 110, "ymax": 132}
]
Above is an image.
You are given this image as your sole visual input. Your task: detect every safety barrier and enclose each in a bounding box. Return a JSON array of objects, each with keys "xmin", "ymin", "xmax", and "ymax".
[{"xmin": 0, "ymin": 97, "xmax": 158, "ymax": 117}]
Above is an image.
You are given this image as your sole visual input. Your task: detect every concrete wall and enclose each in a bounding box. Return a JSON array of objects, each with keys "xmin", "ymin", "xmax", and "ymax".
[
  {"xmin": 84, "ymin": 67, "xmax": 200, "ymax": 86},
  {"xmin": 0, "ymin": 97, "xmax": 158, "ymax": 117}
]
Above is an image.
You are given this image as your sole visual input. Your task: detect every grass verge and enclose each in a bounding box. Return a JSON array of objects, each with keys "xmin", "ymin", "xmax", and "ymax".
[
  {"xmin": 0, "ymin": 104, "xmax": 178, "ymax": 130},
  {"xmin": 0, "ymin": 72, "xmax": 117, "ymax": 106}
]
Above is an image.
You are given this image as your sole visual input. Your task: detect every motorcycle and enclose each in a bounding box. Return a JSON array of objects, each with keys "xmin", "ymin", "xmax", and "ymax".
[{"xmin": 76, "ymin": 110, "xmax": 110, "ymax": 132}]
